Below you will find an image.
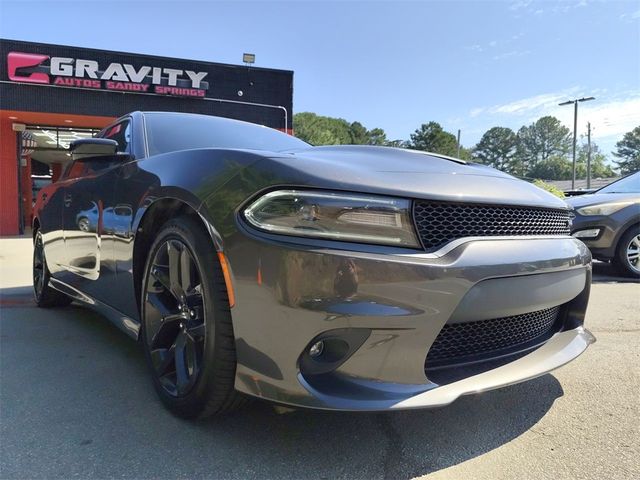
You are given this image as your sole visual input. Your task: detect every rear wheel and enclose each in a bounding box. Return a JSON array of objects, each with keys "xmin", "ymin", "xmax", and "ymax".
[
  {"xmin": 614, "ymin": 226, "xmax": 640, "ymax": 278},
  {"xmin": 33, "ymin": 231, "xmax": 72, "ymax": 308},
  {"xmin": 140, "ymin": 216, "xmax": 246, "ymax": 419}
]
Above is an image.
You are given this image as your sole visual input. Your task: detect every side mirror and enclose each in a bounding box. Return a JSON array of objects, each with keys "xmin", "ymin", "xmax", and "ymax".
[{"xmin": 70, "ymin": 138, "xmax": 119, "ymax": 161}]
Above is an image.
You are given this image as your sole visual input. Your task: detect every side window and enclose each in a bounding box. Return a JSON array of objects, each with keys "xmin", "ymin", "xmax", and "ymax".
[
  {"xmin": 102, "ymin": 120, "xmax": 131, "ymax": 153},
  {"xmin": 62, "ymin": 161, "xmax": 86, "ymax": 180}
]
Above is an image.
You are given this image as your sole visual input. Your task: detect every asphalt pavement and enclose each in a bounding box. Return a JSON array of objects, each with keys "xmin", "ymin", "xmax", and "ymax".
[{"xmin": 0, "ymin": 237, "xmax": 638, "ymax": 479}]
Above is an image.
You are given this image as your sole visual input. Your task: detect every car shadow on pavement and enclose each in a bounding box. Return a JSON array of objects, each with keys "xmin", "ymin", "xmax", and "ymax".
[
  {"xmin": 199, "ymin": 375, "xmax": 563, "ymax": 479},
  {"xmin": 1, "ymin": 292, "xmax": 564, "ymax": 480},
  {"xmin": 592, "ymin": 260, "xmax": 639, "ymax": 284}
]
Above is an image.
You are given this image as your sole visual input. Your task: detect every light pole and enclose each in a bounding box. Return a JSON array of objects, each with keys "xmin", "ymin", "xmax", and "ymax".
[{"xmin": 559, "ymin": 96, "xmax": 595, "ymax": 190}]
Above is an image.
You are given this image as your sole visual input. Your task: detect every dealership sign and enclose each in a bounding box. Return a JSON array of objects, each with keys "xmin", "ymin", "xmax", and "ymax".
[{"xmin": 7, "ymin": 52, "xmax": 209, "ymax": 97}]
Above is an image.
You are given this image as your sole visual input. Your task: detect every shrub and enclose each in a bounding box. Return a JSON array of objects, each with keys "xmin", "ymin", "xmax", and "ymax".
[{"xmin": 533, "ymin": 179, "xmax": 566, "ymax": 198}]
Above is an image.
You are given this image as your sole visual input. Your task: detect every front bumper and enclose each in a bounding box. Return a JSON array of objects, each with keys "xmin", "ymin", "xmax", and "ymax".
[
  {"xmin": 571, "ymin": 212, "xmax": 624, "ymax": 260},
  {"xmin": 225, "ymin": 234, "xmax": 593, "ymax": 410}
]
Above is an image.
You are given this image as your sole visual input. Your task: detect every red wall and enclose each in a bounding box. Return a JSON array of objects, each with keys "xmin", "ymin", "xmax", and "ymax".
[{"xmin": 0, "ymin": 119, "xmax": 18, "ymax": 236}]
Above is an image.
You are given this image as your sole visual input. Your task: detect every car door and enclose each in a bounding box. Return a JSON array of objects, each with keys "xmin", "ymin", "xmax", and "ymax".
[
  {"xmin": 36, "ymin": 180, "xmax": 67, "ymax": 275},
  {"xmin": 61, "ymin": 119, "xmax": 132, "ymax": 296}
]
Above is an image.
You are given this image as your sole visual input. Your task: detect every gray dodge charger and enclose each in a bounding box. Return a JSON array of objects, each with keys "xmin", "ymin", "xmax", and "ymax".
[{"xmin": 33, "ymin": 112, "xmax": 594, "ymax": 418}]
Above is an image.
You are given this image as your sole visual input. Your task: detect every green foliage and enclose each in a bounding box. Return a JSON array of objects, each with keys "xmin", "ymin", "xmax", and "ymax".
[
  {"xmin": 293, "ymin": 112, "xmax": 351, "ymax": 145},
  {"xmin": 613, "ymin": 126, "xmax": 640, "ymax": 175},
  {"xmin": 517, "ymin": 116, "xmax": 572, "ymax": 170},
  {"xmin": 367, "ymin": 128, "xmax": 388, "ymax": 146},
  {"xmin": 293, "ymin": 112, "xmax": 389, "ymax": 146},
  {"xmin": 576, "ymin": 143, "xmax": 616, "ymax": 179},
  {"xmin": 533, "ymin": 179, "xmax": 566, "ymax": 198},
  {"xmin": 529, "ymin": 155, "xmax": 573, "ymax": 180},
  {"xmin": 473, "ymin": 127, "xmax": 520, "ymax": 174},
  {"xmin": 408, "ymin": 121, "xmax": 459, "ymax": 157}
]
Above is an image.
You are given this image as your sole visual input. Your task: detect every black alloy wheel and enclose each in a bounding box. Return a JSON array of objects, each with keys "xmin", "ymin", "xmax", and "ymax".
[
  {"xmin": 33, "ymin": 233, "xmax": 45, "ymax": 299},
  {"xmin": 144, "ymin": 239, "xmax": 206, "ymax": 397},
  {"xmin": 141, "ymin": 216, "xmax": 246, "ymax": 418}
]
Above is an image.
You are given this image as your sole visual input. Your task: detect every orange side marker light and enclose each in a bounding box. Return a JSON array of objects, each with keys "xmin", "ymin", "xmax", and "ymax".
[{"xmin": 217, "ymin": 252, "xmax": 236, "ymax": 308}]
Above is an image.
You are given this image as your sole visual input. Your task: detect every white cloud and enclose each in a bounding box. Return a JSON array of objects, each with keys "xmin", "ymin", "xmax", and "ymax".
[
  {"xmin": 467, "ymin": 89, "xmax": 640, "ymax": 152},
  {"xmin": 509, "ymin": 0, "xmax": 533, "ymax": 11},
  {"xmin": 481, "ymin": 87, "xmax": 581, "ymax": 115},
  {"xmin": 550, "ymin": 95, "xmax": 640, "ymax": 141},
  {"xmin": 492, "ymin": 50, "xmax": 531, "ymax": 61},
  {"xmin": 620, "ymin": 9, "xmax": 640, "ymax": 21}
]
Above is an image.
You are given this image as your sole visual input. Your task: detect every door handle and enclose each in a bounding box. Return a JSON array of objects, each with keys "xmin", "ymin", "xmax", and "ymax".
[{"xmin": 64, "ymin": 193, "xmax": 72, "ymax": 207}]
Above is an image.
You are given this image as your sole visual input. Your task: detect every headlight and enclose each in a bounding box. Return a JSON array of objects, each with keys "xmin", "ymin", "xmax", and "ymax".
[
  {"xmin": 243, "ymin": 189, "xmax": 420, "ymax": 247},
  {"xmin": 576, "ymin": 201, "xmax": 634, "ymax": 216}
]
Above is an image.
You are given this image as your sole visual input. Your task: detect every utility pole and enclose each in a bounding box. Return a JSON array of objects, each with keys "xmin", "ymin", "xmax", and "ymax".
[
  {"xmin": 587, "ymin": 122, "xmax": 592, "ymax": 190},
  {"xmin": 559, "ymin": 96, "xmax": 595, "ymax": 190},
  {"xmin": 456, "ymin": 129, "xmax": 461, "ymax": 158}
]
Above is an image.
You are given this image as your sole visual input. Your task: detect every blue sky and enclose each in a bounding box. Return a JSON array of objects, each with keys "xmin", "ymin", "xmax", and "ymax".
[{"xmin": 1, "ymin": 0, "xmax": 638, "ymax": 156}]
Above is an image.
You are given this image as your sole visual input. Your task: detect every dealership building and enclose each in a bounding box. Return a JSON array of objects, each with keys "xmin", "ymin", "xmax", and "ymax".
[{"xmin": 0, "ymin": 39, "xmax": 294, "ymax": 235}]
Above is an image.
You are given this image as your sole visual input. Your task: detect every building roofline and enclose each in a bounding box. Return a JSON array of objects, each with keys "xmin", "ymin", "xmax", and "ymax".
[{"xmin": 0, "ymin": 37, "xmax": 294, "ymax": 75}]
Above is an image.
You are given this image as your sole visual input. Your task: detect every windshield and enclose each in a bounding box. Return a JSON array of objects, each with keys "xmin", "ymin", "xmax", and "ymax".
[
  {"xmin": 144, "ymin": 112, "xmax": 309, "ymax": 157},
  {"xmin": 597, "ymin": 172, "xmax": 640, "ymax": 194}
]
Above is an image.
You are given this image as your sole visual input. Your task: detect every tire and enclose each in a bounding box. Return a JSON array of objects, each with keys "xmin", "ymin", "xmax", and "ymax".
[
  {"xmin": 140, "ymin": 216, "xmax": 247, "ymax": 419},
  {"xmin": 613, "ymin": 225, "xmax": 640, "ymax": 278},
  {"xmin": 33, "ymin": 231, "xmax": 73, "ymax": 308}
]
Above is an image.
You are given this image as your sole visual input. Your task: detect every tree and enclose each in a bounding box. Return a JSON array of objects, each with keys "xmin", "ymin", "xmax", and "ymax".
[
  {"xmin": 367, "ymin": 128, "xmax": 388, "ymax": 146},
  {"xmin": 575, "ymin": 143, "xmax": 615, "ymax": 179},
  {"xmin": 517, "ymin": 116, "xmax": 572, "ymax": 172},
  {"xmin": 293, "ymin": 112, "xmax": 351, "ymax": 145},
  {"xmin": 348, "ymin": 121, "xmax": 369, "ymax": 144},
  {"xmin": 384, "ymin": 139, "xmax": 410, "ymax": 148},
  {"xmin": 528, "ymin": 155, "xmax": 573, "ymax": 180},
  {"xmin": 408, "ymin": 122, "xmax": 458, "ymax": 157},
  {"xmin": 472, "ymin": 127, "xmax": 521, "ymax": 174},
  {"xmin": 613, "ymin": 126, "xmax": 640, "ymax": 174},
  {"xmin": 293, "ymin": 112, "xmax": 390, "ymax": 147}
]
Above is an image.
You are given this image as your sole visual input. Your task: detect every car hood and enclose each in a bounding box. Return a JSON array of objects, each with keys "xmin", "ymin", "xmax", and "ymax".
[
  {"xmin": 565, "ymin": 192, "xmax": 640, "ymax": 208},
  {"xmin": 265, "ymin": 145, "xmax": 568, "ymax": 209}
]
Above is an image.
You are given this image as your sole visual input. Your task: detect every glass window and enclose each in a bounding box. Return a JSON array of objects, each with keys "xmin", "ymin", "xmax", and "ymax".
[
  {"xmin": 598, "ymin": 172, "xmax": 640, "ymax": 194},
  {"xmin": 62, "ymin": 161, "xmax": 86, "ymax": 180},
  {"xmin": 100, "ymin": 120, "xmax": 131, "ymax": 153},
  {"xmin": 144, "ymin": 113, "xmax": 308, "ymax": 157}
]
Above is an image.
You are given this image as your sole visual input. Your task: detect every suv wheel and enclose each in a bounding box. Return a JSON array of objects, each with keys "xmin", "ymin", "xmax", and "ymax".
[{"xmin": 614, "ymin": 226, "xmax": 640, "ymax": 278}]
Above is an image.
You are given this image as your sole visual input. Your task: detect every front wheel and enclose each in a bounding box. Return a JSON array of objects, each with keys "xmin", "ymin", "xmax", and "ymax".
[
  {"xmin": 614, "ymin": 226, "xmax": 640, "ymax": 278},
  {"xmin": 33, "ymin": 231, "xmax": 72, "ymax": 308},
  {"xmin": 140, "ymin": 216, "xmax": 246, "ymax": 419}
]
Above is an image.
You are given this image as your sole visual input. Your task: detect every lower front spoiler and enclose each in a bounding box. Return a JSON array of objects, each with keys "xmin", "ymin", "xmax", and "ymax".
[{"xmin": 297, "ymin": 327, "xmax": 595, "ymax": 411}]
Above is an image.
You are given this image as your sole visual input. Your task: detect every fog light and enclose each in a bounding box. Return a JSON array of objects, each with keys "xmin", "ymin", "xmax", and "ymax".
[
  {"xmin": 309, "ymin": 341, "xmax": 324, "ymax": 358},
  {"xmin": 573, "ymin": 228, "xmax": 600, "ymax": 239}
]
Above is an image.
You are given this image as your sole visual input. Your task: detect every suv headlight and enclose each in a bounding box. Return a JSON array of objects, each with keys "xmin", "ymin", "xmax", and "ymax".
[
  {"xmin": 577, "ymin": 201, "xmax": 634, "ymax": 216},
  {"xmin": 243, "ymin": 189, "xmax": 420, "ymax": 247}
]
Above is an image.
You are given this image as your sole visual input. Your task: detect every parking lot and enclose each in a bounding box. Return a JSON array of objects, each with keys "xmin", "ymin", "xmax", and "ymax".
[{"xmin": 0, "ymin": 236, "xmax": 638, "ymax": 480}]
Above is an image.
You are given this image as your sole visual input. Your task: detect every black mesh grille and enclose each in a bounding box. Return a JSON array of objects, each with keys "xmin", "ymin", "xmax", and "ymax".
[
  {"xmin": 426, "ymin": 306, "xmax": 560, "ymax": 365},
  {"xmin": 413, "ymin": 201, "xmax": 571, "ymax": 252}
]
